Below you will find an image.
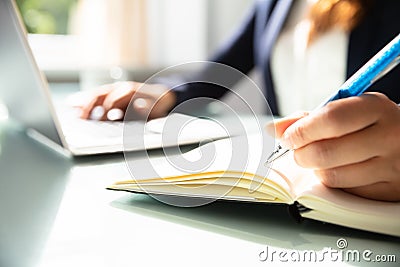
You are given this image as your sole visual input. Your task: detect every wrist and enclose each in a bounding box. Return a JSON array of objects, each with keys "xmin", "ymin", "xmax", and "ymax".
[{"xmin": 162, "ymin": 88, "xmax": 177, "ymax": 112}]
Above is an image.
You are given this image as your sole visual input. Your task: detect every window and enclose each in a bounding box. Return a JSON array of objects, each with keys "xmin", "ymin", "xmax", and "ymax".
[
  {"xmin": 16, "ymin": 0, "xmax": 76, "ymax": 34},
  {"xmin": 15, "ymin": 0, "xmax": 79, "ymax": 81},
  {"xmin": 14, "ymin": 0, "xmax": 253, "ymax": 83}
]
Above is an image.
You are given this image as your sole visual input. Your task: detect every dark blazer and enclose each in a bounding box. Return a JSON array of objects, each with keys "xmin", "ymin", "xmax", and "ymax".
[{"xmin": 172, "ymin": 0, "xmax": 400, "ymax": 115}]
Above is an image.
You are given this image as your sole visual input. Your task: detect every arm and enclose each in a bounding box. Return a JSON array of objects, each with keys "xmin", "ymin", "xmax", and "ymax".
[{"xmin": 170, "ymin": 5, "xmax": 257, "ymax": 105}]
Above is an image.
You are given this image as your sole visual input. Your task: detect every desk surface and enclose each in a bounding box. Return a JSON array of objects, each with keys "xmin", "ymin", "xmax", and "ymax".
[{"xmin": 0, "ymin": 87, "xmax": 399, "ymax": 267}]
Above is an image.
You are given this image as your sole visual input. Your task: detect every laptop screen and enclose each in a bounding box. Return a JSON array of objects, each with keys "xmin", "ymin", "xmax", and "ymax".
[{"xmin": 0, "ymin": 0, "xmax": 63, "ymax": 147}]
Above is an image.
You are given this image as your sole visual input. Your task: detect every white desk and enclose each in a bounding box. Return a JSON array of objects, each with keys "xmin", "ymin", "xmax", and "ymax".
[{"xmin": 0, "ymin": 87, "xmax": 399, "ymax": 267}]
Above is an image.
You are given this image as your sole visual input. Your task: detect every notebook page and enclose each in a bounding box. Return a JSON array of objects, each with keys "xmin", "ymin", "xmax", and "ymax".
[{"xmin": 123, "ymin": 134, "xmax": 294, "ymax": 199}]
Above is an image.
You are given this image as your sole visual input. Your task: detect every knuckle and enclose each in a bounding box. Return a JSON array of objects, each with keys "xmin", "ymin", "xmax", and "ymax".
[
  {"xmin": 376, "ymin": 95, "xmax": 393, "ymax": 112},
  {"xmin": 290, "ymin": 123, "xmax": 308, "ymax": 146},
  {"xmin": 306, "ymin": 142, "xmax": 332, "ymax": 168},
  {"xmin": 293, "ymin": 150, "xmax": 307, "ymax": 167},
  {"xmin": 367, "ymin": 91, "xmax": 387, "ymax": 101},
  {"xmin": 314, "ymin": 142, "xmax": 332, "ymax": 165},
  {"xmin": 293, "ymin": 142, "xmax": 331, "ymax": 168},
  {"xmin": 315, "ymin": 169, "xmax": 339, "ymax": 187},
  {"xmin": 365, "ymin": 92, "xmax": 392, "ymax": 113},
  {"xmin": 321, "ymin": 102, "xmax": 342, "ymax": 134},
  {"xmin": 98, "ymin": 85, "xmax": 112, "ymax": 94}
]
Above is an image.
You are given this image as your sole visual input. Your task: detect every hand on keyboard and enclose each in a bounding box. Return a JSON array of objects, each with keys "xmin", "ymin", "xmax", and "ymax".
[{"xmin": 72, "ymin": 81, "xmax": 177, "ymax": 121}]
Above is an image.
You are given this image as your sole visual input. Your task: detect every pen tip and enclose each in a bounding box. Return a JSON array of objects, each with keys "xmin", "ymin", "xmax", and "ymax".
[
  {"xmin": 264, "ymin": 145, "xmax": 281, "ymax": 166},
  {"xmin": 264, "ymin": 159, "xmax": 273, "ymax": 166}
]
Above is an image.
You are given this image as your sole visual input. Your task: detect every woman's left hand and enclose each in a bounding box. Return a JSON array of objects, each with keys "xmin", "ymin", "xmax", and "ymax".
[{"xmin": 269, "ymin": 92, "xmax": 400, "ymax": 201}]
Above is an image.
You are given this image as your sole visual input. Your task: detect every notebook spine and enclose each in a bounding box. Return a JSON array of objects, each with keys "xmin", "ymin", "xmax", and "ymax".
[{"xmin": 287, "ymin": 201, "xmax": 312, "ymax": 223}]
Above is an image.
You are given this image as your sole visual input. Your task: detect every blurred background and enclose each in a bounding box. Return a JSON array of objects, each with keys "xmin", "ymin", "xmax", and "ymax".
[
  {"xmin": 16, "ymin": 0, "xmax": 254, "ymax": 81},
  {"xmin": 13, "ymin": 0, "xmax": 266, "ymax": 115}
]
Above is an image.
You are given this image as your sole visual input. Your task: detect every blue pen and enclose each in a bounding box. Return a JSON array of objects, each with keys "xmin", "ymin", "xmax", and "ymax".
[{"xmin": 266, "ymin": 33, "xmax": 400, "ymax": 165}]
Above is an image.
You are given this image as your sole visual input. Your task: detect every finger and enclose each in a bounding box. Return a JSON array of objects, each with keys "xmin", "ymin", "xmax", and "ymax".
[
  {"xmin": 117, "ymin": 97, "xmax": 152, "ymax": 121},
  {"xmin": 100, "ymin": 82, "xmax": 136, "ymax": 120},
  {"xmin": 105, "ymin": 108, "xmax": 124, "ymax": 121},
  {"xmin": 344, "ymin": 182, "xmax": 400, "ymax": 202},
  {"xmin": 100, "ymin": 95, "xmax": 133, "ymax": 121},
  {"xmin": 80, "ymin": 94, "xmax": 107, "ymax": 119},
  {"xmin": 266, "ymin": 112, "xmax": 309, "ymax": 138},
  {"xmin": 281, "ymin": 93, "xmax": 384, "ymax": 149},
  {"xmin": 79, "ymin": 85, "xmax": 114, "ymax": 119},
  {"xmin": 102, "ymin": 82, "xmax": 134, "ymax": 110},
  {"xmin": 294, "ymin": 123, "xmax": 381, "ymax": 169},
  {"xmin": 132, "ymin": 98, "xmax": 153, "ymax": 120},
  {"xmin": 314, "ymin": 156, "xmax": 391, "ymax": 188}
]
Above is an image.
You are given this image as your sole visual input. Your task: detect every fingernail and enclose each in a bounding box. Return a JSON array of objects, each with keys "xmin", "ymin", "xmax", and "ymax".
[
  {"xmin": 90, "ymin": 106, "xmax": 105, "ymax": 120},
  {"xmin": 280, "ymin": 133, "xmax": 293, "ymax": 149},
  {"xmin": 133, "ymin": 98, "xmax": 148, "ymax": 109},
  {"xmin": 107, "ymin": 108, "xmax": 124, "ymax": 121}
]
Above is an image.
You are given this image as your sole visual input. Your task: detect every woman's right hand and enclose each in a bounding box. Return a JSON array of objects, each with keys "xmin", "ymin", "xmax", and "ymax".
[{"xmin": 73, "ymin": 81, "xmax": 176, "ymax": 121}]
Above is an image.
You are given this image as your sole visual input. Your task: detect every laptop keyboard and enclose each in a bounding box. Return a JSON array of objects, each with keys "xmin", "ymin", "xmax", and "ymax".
[
  {"xmin": 53, "ymin": 103, "xmax": 225, "ymax": 152},
  {"xmin": 53, "ymin": 101, "xmax": 149, "ymax": 138},
  {"xmin": 61, "ymin": 117, "xmax": 147, "ymax": 139},
  {"xmin": 70, "ymin": 119, "xmax": 123, "ymax": 137}
]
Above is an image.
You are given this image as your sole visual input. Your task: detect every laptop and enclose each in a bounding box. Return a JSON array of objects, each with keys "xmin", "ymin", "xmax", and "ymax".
[{"xmin": 0, "ymin": 0, "xmax": 228, "ymax": 156}]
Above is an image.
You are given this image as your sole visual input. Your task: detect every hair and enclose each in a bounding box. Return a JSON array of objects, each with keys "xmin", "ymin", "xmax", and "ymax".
[{"xmin": 307, "ymin": 0, "xmax": 370, "ymax": 45}]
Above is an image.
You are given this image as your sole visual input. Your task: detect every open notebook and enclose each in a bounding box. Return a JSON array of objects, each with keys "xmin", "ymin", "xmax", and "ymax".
[{"xmin": 108, "ymin": 135, "xmax": 400, "ymax": 237}]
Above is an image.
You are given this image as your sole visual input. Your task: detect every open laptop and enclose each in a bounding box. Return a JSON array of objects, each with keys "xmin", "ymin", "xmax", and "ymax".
[{"xmin": 0, "ymin": 0, "xmax": 228, "ymax": 156}]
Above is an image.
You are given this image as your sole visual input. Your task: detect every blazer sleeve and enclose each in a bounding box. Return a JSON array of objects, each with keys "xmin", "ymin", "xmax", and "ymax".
[
  {"xmin": 165, "ymin": 5, "xmax": 257, "ymax": 106},
  {"xmin": 348, "ymin": 0, "xmax": 400, "ymax": 104}
]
